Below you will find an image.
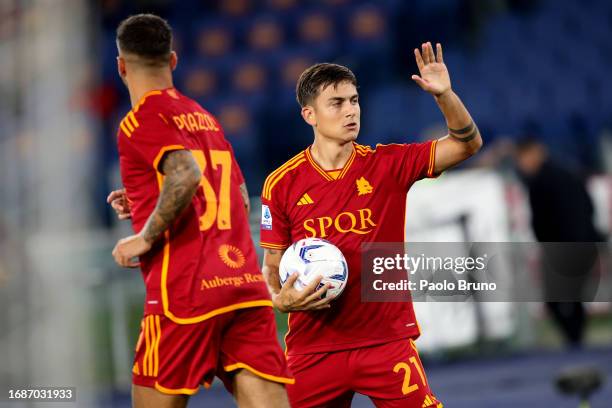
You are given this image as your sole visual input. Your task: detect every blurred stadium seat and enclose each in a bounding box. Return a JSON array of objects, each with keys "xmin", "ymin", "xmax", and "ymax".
[
  {"xmin": 296, "ymin": 9, "xmax": 337, "ymax": 54},
  {"xmin": 194, "ymin": 22, "xmax": 234, "ymax": 59},
  {"xmin": 218, "ymin": 0, "xmax": 252, "ymax": 18},
  {"xmin": 228, "ymin": 56, "xmax": 270, "ymax": 104},
  {"xmin": 179, "ymin": 62, "xmax": 221, "ymax": 100},
  {"xmin": 265, "ymin": 0, "xmax": 299, "ymax": 12},
  {"xmin": 245, "ymin": 15, "xmax": 286, "ymax": 54}
]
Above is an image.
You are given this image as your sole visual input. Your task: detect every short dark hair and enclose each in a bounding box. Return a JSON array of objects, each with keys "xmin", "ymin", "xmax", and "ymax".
[
  {"xmin": 296, "ymin": 63, "xmax": 357, "ymax": 107},
  {"xmin": 116, "ymin": 14, "xmax": 172, "ymax": 66}
]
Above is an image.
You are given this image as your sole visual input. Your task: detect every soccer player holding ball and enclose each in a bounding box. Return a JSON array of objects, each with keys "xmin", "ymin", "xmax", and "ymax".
[
  {"xmin": 260, "ymin": 43, "xmax": 482, "ymax": 407},
  {"xmin": 108, "ymin": 14, "xmax": 291, "ymax": 408}
]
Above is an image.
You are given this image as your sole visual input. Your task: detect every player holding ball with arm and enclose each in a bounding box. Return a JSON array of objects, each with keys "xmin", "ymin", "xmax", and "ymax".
[{"xmin": 260, "ymin": 42, "xmax": 482, "ymax": 407}]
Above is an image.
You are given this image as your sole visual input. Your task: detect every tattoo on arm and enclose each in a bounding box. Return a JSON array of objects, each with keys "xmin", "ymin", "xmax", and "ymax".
[
  {"xmin": 449, "ymin": 121, "xmax": 479, "ymax": 143},
  {"xmin": 141, "ymin": 150, "xmax": 201, "ymax": 244},
  {"xmin": 239, "ymin": 182, "xmax": 250, "ymax": 213}
]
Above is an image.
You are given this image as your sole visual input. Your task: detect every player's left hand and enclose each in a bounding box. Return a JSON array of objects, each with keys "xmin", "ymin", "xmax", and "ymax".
[
  {"xmin": 112, "ymin": 234, "xmax": 151, "ymax": 268},
  {"xmin": 107, "ymin": 188, "xmax": 131, "ymax": 220},
  {"xmin": 412, "ymin": 42, "xmax": 451, "ymax": 97}
]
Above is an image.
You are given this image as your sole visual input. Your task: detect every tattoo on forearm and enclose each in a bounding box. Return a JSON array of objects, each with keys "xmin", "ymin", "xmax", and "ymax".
[
  {"xmin": 239, "ymin": 183, "xmax": 250, "ymax": 213},
  {"xmin": 449, "ymin": 121, "xmax": 479, "ymax": 143},
  {"xmin": 141, "ymin": 150, "xmax": 201, "ymax": 244}
]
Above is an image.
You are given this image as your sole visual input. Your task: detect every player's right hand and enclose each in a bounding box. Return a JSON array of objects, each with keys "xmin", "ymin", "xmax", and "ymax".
[
  {"xmin": 272, "ymin": 273, "xmax": 334, "ymax": 313},
  {"xmin": 107, "ymin": 188, "xmax": 131, "ymax": 220},
  {"xmin": 112, "ymin": 233, "xmax": 151, "ymax": 268}
]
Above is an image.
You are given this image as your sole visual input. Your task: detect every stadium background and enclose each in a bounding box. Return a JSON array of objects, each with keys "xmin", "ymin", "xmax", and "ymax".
[{"xmin": 0, "ymin": 0, "xmax": 611, "ymax": 406}]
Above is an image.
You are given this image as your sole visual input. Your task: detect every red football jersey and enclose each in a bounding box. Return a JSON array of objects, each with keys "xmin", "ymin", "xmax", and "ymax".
[
  {"xmin": 117, "ymin": 88, "xmax": 271, "ymax": 324},
  {"xmin": 260, "ymin": 141, "xmax": 437, "ymax": 354}
]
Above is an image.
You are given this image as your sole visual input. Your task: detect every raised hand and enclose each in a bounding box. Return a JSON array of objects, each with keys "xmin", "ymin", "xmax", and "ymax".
[{"xmin": 412, "ymin": 42, "xmax": 451, "ymax": 97}]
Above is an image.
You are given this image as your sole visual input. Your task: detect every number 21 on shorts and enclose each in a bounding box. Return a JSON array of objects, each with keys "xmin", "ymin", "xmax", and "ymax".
[{"xmin": 393, "ymin": 355, "xmax": 427, "ymax": 395}]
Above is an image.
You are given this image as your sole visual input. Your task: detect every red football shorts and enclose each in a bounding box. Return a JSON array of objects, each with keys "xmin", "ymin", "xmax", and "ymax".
[
  {"xmin": 286, "ymin": 338, "xmax": 442, "ymax": 408},
  {"xmin": 132, "ymin": 306, "xmax": 293, "ymax": 395}
]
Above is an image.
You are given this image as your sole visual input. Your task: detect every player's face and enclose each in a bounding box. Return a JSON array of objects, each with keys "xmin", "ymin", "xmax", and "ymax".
[{"xmin": 307, "ymin": 81, "xmax": 360, "ymax": 143}]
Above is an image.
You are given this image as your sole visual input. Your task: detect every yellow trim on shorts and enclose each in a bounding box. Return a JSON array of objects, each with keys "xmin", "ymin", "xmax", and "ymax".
[
  {"xmin": 154, "ymin": 382, "xmax": 200, "ymax": 395},
  {"xmin": 143, "ymin": 316, "xmax": 151, "ymax": 376},
  {"xmin": 224, "ymin": 362, "xmax": 295, "ymax": 385},
  {"xmin": 153, "ymin": 315, "xmax": 161, "ymax": 377}
]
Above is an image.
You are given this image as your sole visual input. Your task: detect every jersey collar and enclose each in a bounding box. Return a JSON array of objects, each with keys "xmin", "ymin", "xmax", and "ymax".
[
  {"xmin": 305, "ymin": 143, "xmax": 356, "ymax": 182},
  {"xmin": 133, "ymin": 87, "xmax": 174, "ymax": 112}
]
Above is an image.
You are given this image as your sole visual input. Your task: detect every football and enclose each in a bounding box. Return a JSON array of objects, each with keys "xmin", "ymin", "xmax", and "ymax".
[{"xmin": 279, "ymin": 238, "xmax": 349, "ymax": 299}]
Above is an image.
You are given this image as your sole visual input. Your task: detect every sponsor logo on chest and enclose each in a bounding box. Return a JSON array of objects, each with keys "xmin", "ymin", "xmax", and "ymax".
[
  {"xmin": 299, "ymin": 176, "xmax": 379, "ymax": 238},
  {"xmin": 303, "ymin": 207, "xmax": 377, "ymax": 238}
]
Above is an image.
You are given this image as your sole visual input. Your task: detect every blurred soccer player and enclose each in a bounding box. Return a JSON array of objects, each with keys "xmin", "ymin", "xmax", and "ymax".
[
  {"xmin": 260, "ymin": 44, "xmax": 482, "ymax": 408},
  {"xmin": 108, "ymin": 14, "xmax": 291, "ymax": 408}
]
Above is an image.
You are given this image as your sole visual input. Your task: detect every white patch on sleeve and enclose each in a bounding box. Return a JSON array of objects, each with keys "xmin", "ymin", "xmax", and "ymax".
[{"xmin": 261, "ymin": 204, "xmax": 273, "ymax": 230}]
